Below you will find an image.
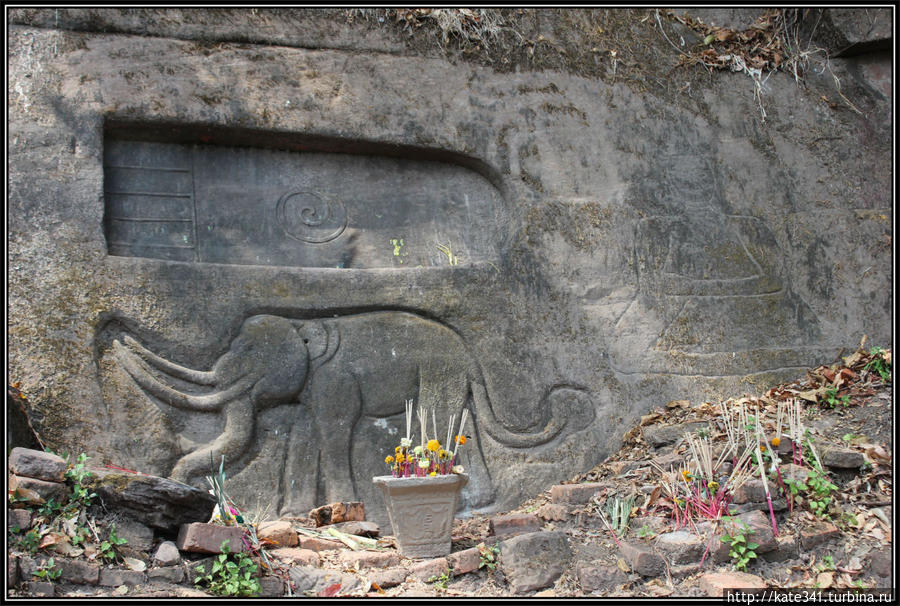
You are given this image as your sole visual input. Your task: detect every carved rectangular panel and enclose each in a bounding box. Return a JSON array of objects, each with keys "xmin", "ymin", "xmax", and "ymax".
[{"xmin": 103, "ymin": 137, "xmax": 502, "ymax": 268}]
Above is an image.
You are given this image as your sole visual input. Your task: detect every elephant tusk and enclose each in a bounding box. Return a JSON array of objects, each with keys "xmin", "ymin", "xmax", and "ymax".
[
  {"xmin": 114, "ymin": 340, "xmax": 249, "ymax": 411},
  {"xmin": 122, "ymin": 335, "xmax": 217, "ymax": 386}
]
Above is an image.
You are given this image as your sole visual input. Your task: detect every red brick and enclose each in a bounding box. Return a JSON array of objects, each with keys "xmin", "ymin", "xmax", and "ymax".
[
  {"xmin": 800, "ymin": 522, "xmax": 840, "ymax": 550},
  {"xmin": 699, "ymin": 571, "xmax": 766, "ymax": 597},
  {"xmin": 176, "ymin": 522, "xmax": 246, "ymax": 554},
  {"xmin": 298, "ymin": 536, "xmax": 345, "ymax": 552},
  {"xmin": 338, "ymin": 550, "xmax": 399, "ymax": 569},
  {"xmin": 619, "ymin": 542, "xmax": 665, "ymax": 576},
  {"xmin": 268, "ymin": 547, "xmax": 320, "ymax": 567},
  {"xmin": 309, "ymin": 502, "xmax": 365, "ymax": 526},
  {"xmin": 536, "ymin": 503, "xmax": 568, "ymax": 521},
  {"xmin": 655, "ymin": 530, "xmax": 705, "ymax": 564},
  {"xmin": 447, "ymin": 547, "xmax": 481, "ymax": 576},
  {"xmin": 257, "ymin": 520, "xmax": 298, "ymax": 547},
  {"xmin": 489, "ymin": 513, "xmax": 541, "ymax": 537},
  {"xmin": 8, "ymin": 448, "xmax": 67, "ymax": 483},
  {"xmin": 550, "ymin": 483, "xmax": 606, "ymax": 504},
  {"xmin": 410, "ymin": 557, "xmax": 449, "ymax": 582},
  {"xmin": 369, "ymin": 567, "xmax": 408, "ymax": 588}
]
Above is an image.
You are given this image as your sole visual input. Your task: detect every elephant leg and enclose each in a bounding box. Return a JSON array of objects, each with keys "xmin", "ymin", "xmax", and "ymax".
[
  {"xmin": 170, "ymin": 399, "xmax": 255, "ymax": 485},
  {"xmin": 308, "ymin": 373, "xmax": 360, "ymax": 504},
  {"xmin": 418, "ymin": 368, "xmax": 495, "ymax": 509},
  {"xmin": 280, "ymin": 406, "xmax": 317, "ymax": 516}
]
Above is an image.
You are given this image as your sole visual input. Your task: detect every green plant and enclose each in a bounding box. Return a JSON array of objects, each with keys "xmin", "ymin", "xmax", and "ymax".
[
  {"xmin": 99, "ymin": 524, "xmax": 128, "ymax": 562},
  {"xmin": 604, "ymin": 495, "xmax": 635, "ymax": 538},
  {"xmin": 193, "ymin": 540, "xmax": 260, "ymax": 597},
  {"xmin": 428, "ymin": 571, "xmax": 451, "ymax": 590},
  {"xmin": 818, "ymin": 555, "xmax": 836, "ymax": 572},
  {"xmin": 864, "ymin": 347, "xmax": 891, "ymax": 382},
  {"xmin": 720, "ymin": 520, "xmax": 758, "ymax": 572},
  {"xmin": 20, "ymin": 528, "xmax": 41, "ymax": 554},
  {"xmin": 821, "ymin": 387, "xmax": 850, "ymax": 409},
  {"xmin": 636, "ymin": 524, "xmax": 655, "ymax": 539},
  {"xmin": 477, "ymin": 542, "xmax": 500, "ymax": 571},
  {"xmin": 806, "ymin": 468, "xmax": 838, "ymax": 519},
  {"xmin": 32, "ymin": 557, "xmax": 62, "ymax": 581},
  {"xmin": 63, "ymin": 453, "xmax": 97, "ymax": 516}
]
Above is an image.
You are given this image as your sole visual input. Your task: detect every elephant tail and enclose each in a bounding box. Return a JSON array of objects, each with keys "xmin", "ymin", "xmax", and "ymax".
[{"xmin": 469, "ymin": 373, "xmax": 595, "ymax": 448}]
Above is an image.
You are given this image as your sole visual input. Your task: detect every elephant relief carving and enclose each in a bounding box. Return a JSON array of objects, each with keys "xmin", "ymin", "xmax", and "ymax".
[{"xmin": 111, "ymin": 311, "xmax": 595, "ymax": 514}]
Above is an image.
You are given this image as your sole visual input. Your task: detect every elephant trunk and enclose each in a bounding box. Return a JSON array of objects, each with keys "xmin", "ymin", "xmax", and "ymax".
[
  {"xmin": 470, "ymin": 381, "xmax": 594, "ymax": 448},
  {"xmin": 170, "ymin": 398, "xmax": 255, "ymax": 484}
]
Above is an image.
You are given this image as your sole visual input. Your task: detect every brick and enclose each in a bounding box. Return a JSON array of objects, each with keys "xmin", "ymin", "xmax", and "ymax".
[
  {"xmin": 258, "ymin": 575, "xmax": 285, "ymax": 597},
  {"xmin": 550, "ymin": 483, "xmax": 606, "ymax": 504},
  {"xmin": 447, "ymin": 547, "xmax": 481, "ymax": 576},
  {"xmin": 298, "ymin": 536, "xmax": 345, "ymax": 552},
  {"xmin": 269, "ymin": 547, "xmax": 321, "ymax": 567},
  {"xmin": 309, "ymin": 501, "xmax": 365, "ymax": 526},
  {"xmin": 176, "ymin": 522, "xmax": 246, "ymax": 554},
  {"xmin": 489, "ymin": 513, "xmax": 541, "ymax": 537},
  {"xmin": 8, "ymin": 447, "xmax": 67, "ymax": 483},
  {"xmin": 822, "ymin": 447, "xmax": 866, "ymax": 469},
  {"xmin": 410, "ymin": 557, "xmax": 450, "ymax": 582},
  {"xmin": 732, "ymin": 479, "xmax": 768, "ymax": 504},
  {"xmin": 500, "ymin": 531, "xmax": 571, "ymax": 594},
  {"xmin": 699, "ymin": 571, "xmax": 767, "ymax": 597},
  {"xmin": 98, "ymin": 568, "xmax": 146, "ymax": 587},
  {"xmin": 800, "ymin": 522, "xmax": 840, "ymax": 550},
  {"xmin": 762, "ymin": 533, "xmax": 799, "ymax": 562},
  {"xmin": 536, "ymin": 503, "xmax": 568, "ymax": 521},
  {"xmin": 619, "ymin": 542, "xmax": 665, "ymax": 577},
  {"xmin": 8, "ymin": 508, "xmax": 33, "ymax": 530},
  {"xmin": 369, "ymin": 567, "xmax": 408, "ymax": 588},
  {"xmin": 28, "ymin": 581, "xmax": 56, "ymax": 597},
  {"xmin": 10, "ymin": 475, "xmax": 69, "ymax": 504},
  {"xmin": 339, "ymin": 549, "xmax": 398, "ymax": 569},
  {"xmin": 56, "ymin": 558, "xmax": 100, "ymax": 584},
  {"xmin": 324, "ymin": 520, "xmax": 379, "ymax": 537},
  {"xmin": 147, "ymin": 566, "xmax": 184, "ymax": 583},
  {"xmin": 8, "ymin": 555, "xmax": 20, "ymax": 588},
  {"xmin": 257, "ymin": 520, "xmax": 298, "ymax": 547},
  {"xmin": 576, "ymin": 563, "xmax": 628, "ymax": 592},
  {"xmin": 655, "ymin": 530, "xmax": 705, "ymax": 565}
]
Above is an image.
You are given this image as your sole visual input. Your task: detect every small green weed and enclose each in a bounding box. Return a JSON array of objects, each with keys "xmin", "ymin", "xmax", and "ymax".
[
  {"xmin": 32, "ymin": 557, "xmax": 62, "ymax": 581},
  {"xmin": 193, "ymin": 540, "xmax": 260, "ymax": 597},
  {"xmin": 818, "ymin": 555, "xmax": 836, "ymax": 572},
  {"xmin": 99, "ymin": 524, "xmax": 128, "ymax": 562},
  {"xmin": 19, "ymin": 528, "xmax": 42, "ymax": 554},
  {"xmin": 864, "ymin": 347, "xmax": 891, "ymax": 382},
  {"xmin": 636, "ymin": 524, "xmax": 655, "ymax": 539},
  {"xmin": 428, "ymin": 571, "xmax": 451, "ymax": 590},
  {"xmin": 720, "ymin": 520, "xmax": 758, "ymax": 572},
  {"xmin": 821, "ymin": 387, "xmax": 850, "ymax": 409},
  {"xmin": 477, "ymin": 542, "xmax": 500, "ymax": 571},
  {"xmin": 806, "ymin": 468, "xmax": 838, "ymax": 519}
]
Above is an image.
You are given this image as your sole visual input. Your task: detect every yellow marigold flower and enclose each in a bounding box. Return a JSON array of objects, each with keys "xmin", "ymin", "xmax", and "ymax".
[
  {"xmin": 396, "ymin": 453, "xmax": 405, "ymax": 463},
  {"xmin": 427, "ymin": 439, "xmax": 441, "ymax": 452},
  {"xmin": 771, "ymin": 437, "xmax": 781, "ymax": 447},
  {"xmin": 395, "ymin": 445, "xmax": 402, "ymax": 453},
  {"xmin": 385, "ymin": 455, "xmax": 394, "ymax": 464},
  {"xmin": 708, "ymin": 481, "xmax": 720, "ymax": 492},
  {"xmin": 456, "ymin": 435, "xmax": 467, "ymax": 445},
  {"xmin": 429, "ymin": 471, "xmax": 437, "ymax": 476},
  {"xmin": 760, "ymin": 445, "xmax": 767, "ymax": 452},
  {"xmin": 681, "ymin": 469, "xmax": 691, "ymax": 481}
]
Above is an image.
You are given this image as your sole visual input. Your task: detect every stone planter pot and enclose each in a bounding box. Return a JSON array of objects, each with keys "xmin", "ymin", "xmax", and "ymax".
[{"xmin": 373, "ymin": 473, "xmax": 469, "ymax": 559}]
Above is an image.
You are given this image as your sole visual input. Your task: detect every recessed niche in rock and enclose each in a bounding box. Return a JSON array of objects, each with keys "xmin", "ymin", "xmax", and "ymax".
[{"xmin": 103, "ymin": 137, "xmax": 503, "ymax": 268}]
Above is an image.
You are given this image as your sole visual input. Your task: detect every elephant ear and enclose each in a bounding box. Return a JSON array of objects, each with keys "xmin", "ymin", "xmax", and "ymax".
[{"xmin": 293, "ymin": 321, "xmax": 330, "ymax": 361}]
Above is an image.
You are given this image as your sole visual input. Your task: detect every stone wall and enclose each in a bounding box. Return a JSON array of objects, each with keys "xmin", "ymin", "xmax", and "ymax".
[{"xmin": 7, "ymin": 8, "xmax": 892, "ymax": 526}]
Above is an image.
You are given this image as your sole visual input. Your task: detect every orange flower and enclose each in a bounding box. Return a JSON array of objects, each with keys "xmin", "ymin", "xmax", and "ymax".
[
  {"xmin": 456, "ymin": 435, "xmax": 467, "ymax": 445},
  {"xmin": 771, "ymin": 437, "xmax": 781, "ymax": 447}
]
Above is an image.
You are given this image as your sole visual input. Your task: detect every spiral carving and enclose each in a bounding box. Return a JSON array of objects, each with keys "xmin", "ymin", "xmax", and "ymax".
[{"xmin": 276, "ymin": 191, "xmax": 348, "ymax": 244}]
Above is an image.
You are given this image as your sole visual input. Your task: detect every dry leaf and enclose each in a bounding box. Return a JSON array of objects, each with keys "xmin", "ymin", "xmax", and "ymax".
[
  {"xmin": 816, "ymin": 572, "xmax": 834, "ymax": 588},
  {"xmin": 666, "ymin": 400, "xmax": 690, "ymax": 409},
  {"xmin": 617, "ymin": 557, "xmax": 630, "ymax": 573},
  {"xmin": 38, "ymin": 532, "xmax": 63, "ymax": 549}
]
